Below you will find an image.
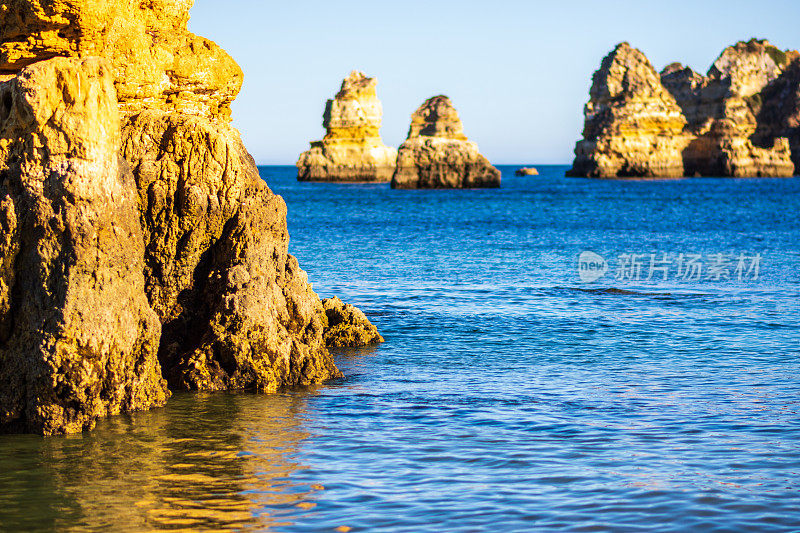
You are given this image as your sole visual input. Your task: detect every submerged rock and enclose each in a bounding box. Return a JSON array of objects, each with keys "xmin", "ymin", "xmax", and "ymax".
[
  {"xmin": 391, "ymin": 96, "xmax": 500, "ymax": 188},
  {"xmin": 0, "ymin": 57, "xmax": 168, "ymax": 435},
  {"xmin": 567, "ymin": 43, "xmax": 690, "ymax": 178},
  {"xmin": 321, "ymin": 298, "xmax": 384, "ymax": 348},
  {"xmin": 297, "ymin": 71, "xmax": 397, "ymax": 182}
]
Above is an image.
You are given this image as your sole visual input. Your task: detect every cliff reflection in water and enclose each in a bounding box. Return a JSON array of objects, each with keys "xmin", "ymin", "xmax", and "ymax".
[{"xmin": 0, "ymin": 392, "xmax": 321, "ymax": 531}]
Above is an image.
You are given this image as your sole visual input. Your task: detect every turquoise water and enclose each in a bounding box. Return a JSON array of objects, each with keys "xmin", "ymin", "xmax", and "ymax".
[{"xmin": 1, "ymin": 166, "xmax": 800, "ymax": 531}]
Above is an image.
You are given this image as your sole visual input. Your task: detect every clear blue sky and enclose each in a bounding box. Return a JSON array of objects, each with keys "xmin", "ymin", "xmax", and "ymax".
[{"xmin": 189, "ymin": 0, "xmax": 800, "ymax": 165}]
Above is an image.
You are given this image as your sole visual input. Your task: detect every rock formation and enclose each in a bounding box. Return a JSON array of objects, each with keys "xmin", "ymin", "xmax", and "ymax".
[
  {"xmin": 391, "ymin": 96, "xmax": 500, "ymax": 188},
  {"xmin": 515, "ymin": 167, "xmax": 539, "ymax": 176},
  {"xmin": 321, "ymin": 298, "xmax": 384, "ymax": 348},
  {"xmin": 570, "ymin": 39, "xmax": 799, "ymax": 178},
  {"xmin": 0, "ymin": 57, "xmax": 168, "ymax": 434},
  {"xmin": 1, "ymin": 0, "xmax": 382, "ymax": 434},
  {"xmin": 567, "ymin": 43, "xmax": 690, "ymax": 178},
  {"xmin": 297, "ymin": 71, "xmax": 397, "ymax": 182},
  {"xmin": 661, "ymin": 39, "xmax": 795, "ymax": 177},
  {"xmin": 751, "ymin": 54, "xmax": 800, "ymax": 175}
]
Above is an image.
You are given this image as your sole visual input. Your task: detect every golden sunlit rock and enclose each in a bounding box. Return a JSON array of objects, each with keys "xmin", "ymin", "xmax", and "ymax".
[{"xmin": 297, "ymin": 71, "xmax": 397, "ymax": 182}]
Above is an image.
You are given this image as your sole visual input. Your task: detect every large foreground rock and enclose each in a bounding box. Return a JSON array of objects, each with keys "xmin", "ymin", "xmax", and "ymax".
[
  {"xmin": 297, "ymin": 71, "xmax": 397, "ymax": 182},
  {"xmin": 0, "ymin": 0, "xmax": 242, "ymax": 120},
  {"xmin": 122, "ymin": 110, "xmax": 340, "ymax": 391},
  {"xmin": 0, "ymin": 57, "xmax": 168, "ymax": 435},
  {"xmin": 0, "ymin": 0, "xmax": 386, "ymax": 433},
  {"xmin": 392, "ymin": 96, "xmax": 500, "ymax": 188}
]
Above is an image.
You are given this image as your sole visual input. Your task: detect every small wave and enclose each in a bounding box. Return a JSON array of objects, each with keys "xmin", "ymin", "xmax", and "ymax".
[{"xmin": 556, "ymin": 286, "xmax": 709, "ymax": 297}]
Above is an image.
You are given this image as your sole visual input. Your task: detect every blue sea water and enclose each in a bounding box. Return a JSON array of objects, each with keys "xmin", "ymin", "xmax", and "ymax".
[{"xmin": 1, "ymin": 165, "xmax": 800, "ymax": 532}]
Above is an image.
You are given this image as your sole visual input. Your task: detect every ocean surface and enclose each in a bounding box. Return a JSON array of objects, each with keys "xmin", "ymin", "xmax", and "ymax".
[{"xmin": 1, "ymin": 165, "xmax": 800, "ymax": 532}]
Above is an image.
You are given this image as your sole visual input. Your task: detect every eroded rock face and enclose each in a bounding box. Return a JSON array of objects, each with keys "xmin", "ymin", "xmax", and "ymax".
[
  {"xmin": 567, "ymin": 43, "xmax": 690, "ymax": 178},
  {"xmin": 570, "ymin": 39, "xmax": 799, "ymax": 178},
  {"xmin": 297, "ymin": 71, "xmax": 397, "ymax": 182},
  {"xmin": 122, "ymin": 111, "xmax": 340, "ymax": 391},
  {"xmin": 661, "ymin": 39, "xmax": 795, "ymax": 177},
  {"xmin": 0, "ymin": 57, "xmax": 168, "ymax": 435},
  {"xmin": 0, "ymin": 0, "xmax": 242, "ymax": 120},
  {"xmin": 752, "ymin": 56, "xmax": 800, "ymax": 175},
  {"xmin": 0, "ymin": 0, "xmax": 352, "ymax": 425},
  {"xmin": 391, "ymin": 96, "xmax": 500, "ymax": 189},
  {"xmin": 321, "ymin": 298, "xmax": 384, "ymax": 348}
]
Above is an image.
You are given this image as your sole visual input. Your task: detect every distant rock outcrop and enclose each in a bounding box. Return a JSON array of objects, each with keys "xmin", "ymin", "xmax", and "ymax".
[
  {"xmin": 569, "ymin": 39, "xmax": 800, "ymax": 178},
  {"xmin": 391, "ymin": 96, "xmax": 501, "ymax": 188},
  {"xmin": 750, "ymin": 52, "xmax": 800, "ymax": 175},
  {"xmin": 661, "ymin": 39, "xmax": 795, "ymax": 177},
  {"xmin": 567, "ymin": 43, "xmax": 690, "ymax": 178},
  {"xmin": 515, "ymin": 167, "xmax": 539, "ymax": 176},
  {"xmin": 297, "ymin": 71, "xmax": 397, "ymax": 182},
  {"xmin": 0, "ymin": 0, "xmax": 385, "ymax": 434}
]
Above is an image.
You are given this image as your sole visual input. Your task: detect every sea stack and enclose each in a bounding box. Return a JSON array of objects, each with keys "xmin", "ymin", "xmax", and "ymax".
[
  {"xmin": 0, "ymin": 0, "xmax": 381, "ymax": 435},
  {"xmin": 567, "ymin": 42, "xmax": 690, "ymax": 178},
  {"xmin": 297, "ymin": 71, "xmax": 397, "ymax": 182},
  {"xmin": 391, "ymin": 96, "xmax": 500, "ymax": 189},
  {"xmin": 662, "ymin": 39, "xmax": 796, "ymax": 177},
  {"xmin": 569, "ymin": 39, "xmax": 799, "ymax": 178}
]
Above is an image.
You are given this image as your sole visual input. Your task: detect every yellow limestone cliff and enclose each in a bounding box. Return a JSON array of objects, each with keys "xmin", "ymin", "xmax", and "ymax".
[
  {"xmin": 570, "ymin": 39, "xmax": 799, "ymax": 178},
  {"xmin": 567, "ymin": 42, "xmax": 690, "ymax": 178},
  {"xmin": 661, "ymin": 39, "xmax": 796, "ymax": 177},
  {"xmin": 0, "ymin": 0, "xmax": 382, "ymax": 434}
]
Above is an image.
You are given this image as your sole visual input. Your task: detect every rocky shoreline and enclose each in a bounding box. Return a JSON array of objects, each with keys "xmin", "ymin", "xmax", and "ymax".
[{"xmin": 1, "ymin": 2, "xmax": 798, "ymax": 435}]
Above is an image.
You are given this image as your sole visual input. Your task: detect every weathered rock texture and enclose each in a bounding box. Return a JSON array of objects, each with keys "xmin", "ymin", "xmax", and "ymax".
[
  {"xmin": 0, "ymin": 0, "xmax": 384, "ymax": 433},
  {"xmin": 570, "ymin": 39, "xmax": 800, "ymax": 178},
  {"xmin": 391, "ymin": 96, "xmax": 501, "ymax": 189},
  {"xmin": 0, "ymin": 0, "xmax": 242, "ymax": 120},
  {"xmin": 567, "ymin": 43, "xmax": 690, "ymax": 178},
  {"xmin": 122, "ymin": 111, "xmax": 341, "ymax": 393},
  {"xmin": 661, "ymin": 39, "xmax": 796, "ymax": 177},
  {"xmin": 297, "ymin": 71, "xmax": 397, "ymax": 182},
  {"xmin": 750, "ymin": 53, "xmax": 800, "ymax": 175},
  {"xmin": 0, "ymin": 57, "xmax": 168, "ymax": 435},
  {"xmin": 321, "ymin": 298, "xmax": 384, "ymax": 348}
]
